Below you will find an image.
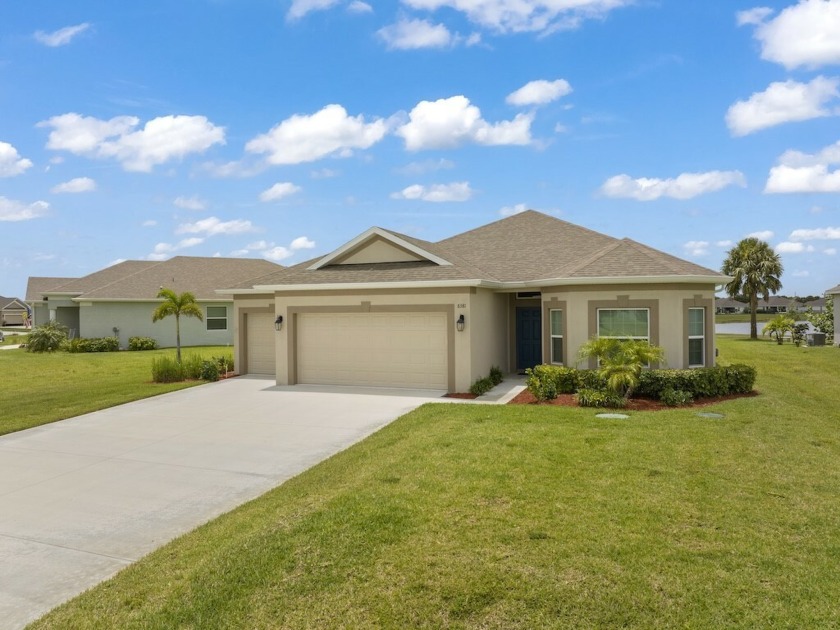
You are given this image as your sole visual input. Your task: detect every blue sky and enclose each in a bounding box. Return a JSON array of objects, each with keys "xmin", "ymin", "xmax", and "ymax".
[{"xmin": 2, "ymin": 0, "xmax": 839, "ymax": 300}]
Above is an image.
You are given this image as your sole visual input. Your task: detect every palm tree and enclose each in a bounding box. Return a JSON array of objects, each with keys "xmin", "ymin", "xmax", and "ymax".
[
  {"xmin": 152, "ymin": 288, "xmax": 203, "ymax": 363},
  {"xmin": 721, "ymin": 238, "xmax": 783, "ymax": 340},
  {"xmin": 578, "ymin": 337, "xmax": 665, "ymax": 400}
]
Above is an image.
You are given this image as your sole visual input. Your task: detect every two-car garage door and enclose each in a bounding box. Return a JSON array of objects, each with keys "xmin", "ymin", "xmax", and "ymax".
[{"xmin": 297, "ymin": 312, "xmax": 448, "ymax": 390}]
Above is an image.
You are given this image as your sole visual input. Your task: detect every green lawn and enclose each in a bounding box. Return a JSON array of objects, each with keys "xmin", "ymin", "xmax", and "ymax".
[
  {"xmin": 0, "ymin": 346, "xmax": 232, "ymax": 436},
  {"xmin": 714, "ymin": 312, "xmax": 777, "ymax": 324},
  {"xmin": 30, "ymin": 337, "xmax": 840, "ymax": 629}
]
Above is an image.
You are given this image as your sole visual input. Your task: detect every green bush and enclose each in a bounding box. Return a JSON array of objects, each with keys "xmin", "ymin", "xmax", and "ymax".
[
  {"xmin": 64, "ymin": 337, "xmax": 119, "ymax": 353},
  {"xmin": 635, "ymin": 365, "xmax": 757, "ymax": 400},
  {"xmin": 577, "ymin": 369, "xmax": 607, "ymax": 391},
  {"xmin": 525, "ymin": 364, "xmax": 580, "ymax": 402},
  {"xmin": 469, "ymin": 376, "xmax": 494, "ymax": 396},
  {"xmin": 128, "ymin": 336, "xmax": 158, "ymax": 351},
  {"xmin": 489, "ymin": 365, "xmax": 504, "ymax": 386},
  {"xmin": 660, "ymin": 388, "xmax": 694, "ymax": 407},
  {"xmin": 213, "ymin": 354, "xmax": 234, "ymax": 373},
  {"xmin": 575, "ymin": 388, "xmax": 626, "ymax": 409},
  {"xmin": 181, "ymin": 354, "xmax": 204, "ymax": 380},
  {"xmin": 26, "ymin": 321, "xmax": 68, "ymax": 353},
  {"xmin": 200, "ymin": 360, "xmax": 220, "ymax": 382},
  {"xmin": 151, "ymin": 356, "xmax": 184, "ymax": 383}
]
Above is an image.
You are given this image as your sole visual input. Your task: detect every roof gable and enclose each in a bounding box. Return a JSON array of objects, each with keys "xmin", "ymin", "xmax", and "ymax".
[
  {"xmin": 26, "ymin": 277, "xmax": 79, "ymax": 301},
  {"xmin": 308, "ymin": 227, "xmax": 452, "ymax": 270}
]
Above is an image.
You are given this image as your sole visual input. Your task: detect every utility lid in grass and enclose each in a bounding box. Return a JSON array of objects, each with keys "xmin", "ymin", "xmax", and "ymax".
[
  {"xmin": 697, "ymin": 412, "xmax": 725, "ymax": 419},
  {"xmin": 596, "ymin": 413, "xmax": 630, "ymax": 419}
]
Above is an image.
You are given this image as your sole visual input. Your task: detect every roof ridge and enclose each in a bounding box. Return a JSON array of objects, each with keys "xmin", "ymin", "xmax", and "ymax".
[
  {"xmin": 549, "ymin": 239, "xmax": 623, "ymax": 278},
  {"xmin": 74, "ymin": 260, "xmax": 164, "ymax": 298}
]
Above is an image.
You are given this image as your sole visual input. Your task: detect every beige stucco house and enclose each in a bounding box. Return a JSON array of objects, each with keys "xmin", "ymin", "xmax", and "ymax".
[
  {"xmin": 27, "ymin": 257, "xmax": 281, "ymax": 348},
  {"xmin": 224, "ymin": 211, "xmax": 728, "ymax": 392},
  {"xmin": 827, "ymin": 283, "xmax": 840, "ymax": 346},
  {"xmin": 1, "ymin": 296, "xmax": 28, "ymax": 326}
]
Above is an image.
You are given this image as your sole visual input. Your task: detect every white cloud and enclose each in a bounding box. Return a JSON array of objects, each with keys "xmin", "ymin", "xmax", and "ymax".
[
  {"xmin": 506, "ymin": 79, "xmax": 572, "ymax": 106},
  {"xmin": 776, "ymin": 241, "xmax": 815, "ymax": 253},
  {"xmin": 747, "ymin": 230, "xmax": 774, "ymax": 240},
  {"xmin": 246, "ymin": 104, "xmax": 387, "ymax": 165},
  {"xmin": 378, "ymin": 18, "xmax": 454, "ymax": 49},
  {"xmin": 263, "ymin": 247, "xmax": 293, "ymax": 261},
  {"xmin": 600, "ymin": 170, "xmax": 747, "ymax": 200},
  {"xmin": 147, "ymin": 237, "xmax": 204, "ymax": 261},
  {"xmin": 287, "ymin": 0, "xmax": 340, "ymax": 20},
  {"xmin": 142, "ymin": 220, "xmax": 157, "ymax": 227},
  {"xmin": 750, "ymin": 0, "xmax": 840, "ymax": 69},
  {"xmin": 259, "ymin": 182, "xmax": 302, "ymax": 202},
  {"xmin": 39, "ymin": 113, "xmax": 225, "ymax": 172},
  {"xmin": 391, "ymin": 181, "xmax": 473, "ymax": 202},
  {"xmin": 736, "ymin": 7, "xmax": 774, "ymax": 26},
  {"xmin": 34, "ymin": 23, "xmax": 90, "ymax": 47},
  {"xmin": 792, "ymin": 270, "xmax": 811, "ymax": 277},
  {"xmin": 765, "ymin": 140, "xmax": 840, "ymax": 193},
  {"xmin": 174, "ymin": 195, "xmax": 206, "ymax": 210},
  {"xmin": 348, "ymin": 1, "xmax": 373, "ymax": 12},
  {"xmin": 0, "ymin": 142, "xmax": 33, "ymax": 177},
  {"xmin": 716, "ymin": 239, "xmax": 734, "ymax": 247},
  {"xmin": 176, "ymin": 217, "xmax": 256, "ymax": 236},
  {"xmin": 311, "ymin": 167, "xmax": 339, "ymax": 179},
  {"xmin": 200, "ymin": 159, "xmax": 267, "ymax": 178},
  {"xmin": 825, "ymin": 247, "xmax": 837, "ymax": 255},
  {"xmin": 726, "ymin": 77, "xmax": 839, "ymax": 136},
  {"xmin": 789, "ymin": 226, "xmax": 840, "ymax": 240},
  {"xmin": 0, "ymin": 197, "xmax": 49, "ymax": 222},
  {"xmin": 50, "ymin": 177, "xmax": 96, "ymax": 193},
  {"xmin": 683, "ymin": 240, "xmax": 710, "ymax": 256},
  {"xmin": 291, "ymin": 236, "xmax": 316, "ymax": 249},
  {"xmin": 499, "ymin": 203, "xmax": 528, "ymax": 216},
  {"xmin": 396, "ymin": 158, "xmax": 455, "ymax": 175},
  {"xmin": 401, "ymin": 0, "xmax": 633, "ymax": 34},
  {"xmin": 397, "ymin": 95, "xmax": 532, "ymax": 150}
]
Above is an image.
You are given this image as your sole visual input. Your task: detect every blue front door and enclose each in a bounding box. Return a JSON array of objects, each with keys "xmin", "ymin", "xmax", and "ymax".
[{"xmin": 516, "ymin": 307, "xmax": 542, "ymax": 372}]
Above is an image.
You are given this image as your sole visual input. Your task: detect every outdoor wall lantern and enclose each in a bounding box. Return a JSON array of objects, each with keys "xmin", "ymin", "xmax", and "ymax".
[
  {"xmin": 274, "ymin": 315, "xmax": 284, "ymax": 331},
  {"xmin": 456, "ymin": 314, "xmax": 466, "ymax": 332}
]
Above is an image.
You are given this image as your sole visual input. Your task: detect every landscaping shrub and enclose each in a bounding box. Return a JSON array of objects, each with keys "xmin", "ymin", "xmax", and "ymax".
[
  {"xmin": 575, "ymin": 388, "xmax": 626, "ymax": 409},
  {"xmin": 635, "ymin": 365, "xmax": 757, "ymax": 400},
  {"xmin": 26, "ymin": 321, "xmax": 69, "ymax": 353},
  {"xmin": 200, "ymin": 360, "xmax": 220, "ymax": 382},
  {"xmin": 469, "ymin": 376, "xmax": 494, "ymax": 396},
  {"xmin": 489, "ymin": 365, "xmax": 504, "ymax": 386},
  {"xmin": 128, "ymin": 336, "xmax": 158, "ymax": 351},
  {"xmin": 64, "ymin": 337, "xmax": 119, "ymax": 353},
  {"xmin": 213, "ymin": 354, "xmax": 234, "ymax": 374},
  {"xmin": 525, "ymin": 364, "xmax": 579, "ymax": 401},
  {"xmin": 577, "ymin": 369, "xmax": 607, "ymax": 391},
  {"xmin": 660, "ymin": 388, "xmax": 694, "ymax": 407},
  {"xmin": 181, "ymin": 354, "xmax": 204, "ymax": 380},
  {"xmin": 151, "ymin": 356, "xmax": 184, "ymax": 383}
]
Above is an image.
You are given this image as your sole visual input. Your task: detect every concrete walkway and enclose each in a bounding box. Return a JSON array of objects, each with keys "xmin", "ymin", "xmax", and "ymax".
[{"xmin": 0, "ymin": 377, "xmax": 445, "ymax": 629}]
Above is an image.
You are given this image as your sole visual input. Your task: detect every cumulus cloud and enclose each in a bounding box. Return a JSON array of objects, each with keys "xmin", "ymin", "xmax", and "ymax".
[
  {"xmin": 499, "ymin": 203, "xmax": 528, "ymax": 216},
  {"xmin": 246, "ymin": 104, "xmax": 388, "ymax": 165},
  {"xmin": 789, "ymin": 226, "xmax": 840, "ymax": 240},
  {"xmin": 311, "ymin": 168, "xmax": 339, "ymax": 179},
  {"xmin": 51, "ymin": 177, "xmax": 96, "ymax": 193},
  {"xmin": 142, "ymin": 220, "xmax": 157, "ymax": 227},
  {"xmin": 736, "ymin": 7, "xmax": 774, "ymax": 25},
  {"xmin": 401, "ymin": 0, "xmax": 633, "ymax": 34},
  {"xmin": 748, "ymin": 0, "xmax": 840, "ymax": 69},
  {"xmin": 776, "ymin": 241, "xmax": 815, "ymax": 253},
  {"xmin": 726, "ymin": 76, "xmax": 839, "ymax": 136},
  {"xmin": 291, "ymin": 236, "xmax": 316, "ymax": 249},
  {"xmin": 506, "ymin": 79, "xmax": 572, "ymax": 106},
  {"xmin": 348, "ymin": 1, "xmax": 373, "ymax": 12},
  {"xmin": 747, "ymin": 230, "xmax": 774, "ymax": 240},
  {"xmin": 259, "ymin": 182, "xmax": 302, "ymax": 202},
  {"xmin": 825, "ymin": 247, "xmax": 837, "ymax": 255},
  {"xmin": 391, "ymin": 181, "xmax": 473, "ymax": 202},
  {"xmin": 176, "ymin": 217, "xmax": 256, "ymax": 236},
  {"xmin": 378, "ymin": 18, "xmax": 454, "ymax": 49},
  {"xmin": 34, "ymin": 23, "xmax": 90, "ymax": 47},
  {"xmin": 39, "ymin": 113, "xmax": 225, "ymax": 172},
  {"xmin": 396, "ymin": 158, "xmax": 455, "ymax": 175},
  {"xmin": 765, "ymin": 140, "xmax": 840, "ymax": 193},
  {"xmin": 683, "ymin": 241, "xmax": 710, "ymax": 256},
  {"xmin": 600, "ymin": 170, "xmax": 747, "ymax": 200},
  {"xmin": 287, "ymin": 0, "xmax": 341, "ymax": 20},
  {"xmin": 0, "ymin": 197, "xmax": 49, "ymax": 221},
  {"xmin": 397, "ymin": 95, "xmax": 532, "ymax": 150},
  {"xmin": 235, "ymin": 236, "xmax": 315, "ymax": 261},
  {"xmin": 147, "ymin": 237, "xmax": 204, "ymax": 261},
  {"xmin": 0, "ymin": 142, "xmax": 33, "ymax": 177},
  {"xmin": 174, "ymin": 195, "xmax": 206, "ymax": 210},
  {"xmin": 716, "ymin": 240, "xmax": 734, "ymax": 247}
]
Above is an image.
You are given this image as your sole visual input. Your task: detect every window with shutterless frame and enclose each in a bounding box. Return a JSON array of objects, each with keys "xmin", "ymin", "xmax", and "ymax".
[
  {"xmin": 549, "ymin": 309, "xmax": 563, "ymax": 364},
  {"xmin": 206, "ymin": 306, "xmax": 228, "ymax": 331},
  {"xmin": 688, "ymin": 307, "xmax": 705, "ymax": 367},
  {"xmin": 597, "ymin": 308, "xmax": 649, "ymax": 341}
]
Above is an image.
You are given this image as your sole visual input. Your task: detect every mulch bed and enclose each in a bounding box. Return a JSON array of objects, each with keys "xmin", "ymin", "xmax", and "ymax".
[
  {"xmin": 508, "ymin": 389, "xmax": 758, "ymax": 411},
  {"xmin": 443, "ymin": 392, "xmax": 479, "ymax": 399}
]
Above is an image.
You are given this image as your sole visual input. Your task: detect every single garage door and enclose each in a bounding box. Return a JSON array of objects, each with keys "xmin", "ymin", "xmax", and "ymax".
[
  {"xmin": 297, "ymin": 312, "xmax": 448, "ymax": 389},
  {"xmin": 246, "ymin": 312, "xmax": 276, "ymax": 375}
]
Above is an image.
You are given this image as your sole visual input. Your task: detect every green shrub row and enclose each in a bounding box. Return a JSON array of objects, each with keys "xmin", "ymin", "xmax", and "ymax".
[
  {"xmin": 524, "ymin": 364, "xmax": 609, "ymax": 402},
  {"xmin": 128, "ymin": 336, "xmax": 158, "ymax": 351},
  {"xmin": 151, "ymin": 353, "xmax": 234, "ymax": 383},
  {"xmin": 660, "ymin": 388, "xmax": 694, "ymax": 407},
  {"xmin": 469, "ymin": 365, "xmax": 504, "ymax": 396},
  {"xmin": 575, "ymin": 388, "xmax": 626, "ymax": 409},
  {"xmin": 635, "ymin": 364, "xmax": 757, "ymax": 399},
  {"xmin": 63, "ymin": 336, "xmax": 120, "ymax": 353}
]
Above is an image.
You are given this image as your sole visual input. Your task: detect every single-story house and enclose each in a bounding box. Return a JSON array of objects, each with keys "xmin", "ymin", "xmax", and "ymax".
[
  {"xmin": 0, "ymin": 296, "xmax": 29, "ymax": 326},
  {"xmin": 827, "ymin": 284, "xmax": 840, "ymax": 346},
  {"xmin": 27, "ymin": 256, "xmax": 282, "ymax": 348},
  {"xmin": 715, "ymin": 297, "xmax": 747, "ymax": 314},
  {"xmin": 802, "ymin": 297, "xmax": 825, "ymax": 313},
  {"xmin": 223, "ymin": 211, "xmax": 728, "ymax": 392}
]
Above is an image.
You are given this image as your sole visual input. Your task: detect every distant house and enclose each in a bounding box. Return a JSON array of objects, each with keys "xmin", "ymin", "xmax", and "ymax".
[
  {"xmin": 27, "ymin": 257, "xmax": 282, "ymax": 348},
  {"xmin": 827, "ymin": 284, "xmax": 840, "ymax": 346},
  {"xmin": 757, "ymin": 295, "xmax": 796, "ymax": 314},
  {"xmin": 0, "ymin": 296, "xmax": 29, "ymax": 326},
  {"xmin": 715, "ymin": 297, "xmax": 746, "ymax": 314},
  {"xmin": 801, "ymin": 297, "xmax": 826, "ymax": 313}
]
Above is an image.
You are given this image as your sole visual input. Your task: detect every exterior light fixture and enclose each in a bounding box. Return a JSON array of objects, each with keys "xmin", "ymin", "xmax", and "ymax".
[
  {"xmin": 274, "ymin": 315, "xmax": 284, "ymax": 331},
  {"xmin": 456, "ymin": 314, "xmax": 465, "ymax": 332}
]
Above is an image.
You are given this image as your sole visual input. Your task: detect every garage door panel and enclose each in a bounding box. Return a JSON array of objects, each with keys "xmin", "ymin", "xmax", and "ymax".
[{"xmin": 297, "ymin": 312, "xmax": 448, "ymax": 389}]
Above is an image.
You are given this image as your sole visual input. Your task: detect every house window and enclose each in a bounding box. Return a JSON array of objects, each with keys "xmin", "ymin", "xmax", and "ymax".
[
  {"xmin": 688, "ymin": 307, "xmax": 705, "ymax": 367},
  {"xmin": 550, "ymin": 309, "xmax": 563, "ymax": 364},
  {"xmin": 597, "ymin": 308, "xmax": 649, "ymax": 341},
  {"xmin": 206, "ymin": 306, "xmax": 228, "ymax": 331}
]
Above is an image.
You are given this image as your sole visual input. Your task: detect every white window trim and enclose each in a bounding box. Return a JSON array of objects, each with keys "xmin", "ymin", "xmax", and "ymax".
[
  {"xmin": 596, "ymin": 307, "xmax": 650, "ymax": 341},
  {"xmin": 549, "ymin": 308, "xmax": 563, "ymax": 365},
  {"xmin": 206, "ymin": 306, "xmax": 228, "ymax": 332},
  {"xmin": 688, "ymin": 307, "xmax": 705, "ymax": 368}
]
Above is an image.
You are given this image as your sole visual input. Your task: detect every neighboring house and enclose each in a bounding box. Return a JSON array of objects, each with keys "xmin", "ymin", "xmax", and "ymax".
[
  {"xmin": 802, "ymin": 297, "xmax": 825, "ymax": 313},
  {"xmin": 827, "ymin": 284, "xmax": 840, "ymax": 346},
  {"xmin": 715, "ymin": 297, "xmax": 746, "ymax": 314},
  {"xmin": 0, "ymin": 296, "xmax": 29, "ymax": 326},
  {"xmin": 223, "ymin": 211, "xmax": 728, "ymax": 392},
  {"xmin": 27, "ymin": 257, "xmax": 282, "ymax": 348},
  {"xmin": 757, "ymin": 295, "xmax": 797, "ymax": 314}
]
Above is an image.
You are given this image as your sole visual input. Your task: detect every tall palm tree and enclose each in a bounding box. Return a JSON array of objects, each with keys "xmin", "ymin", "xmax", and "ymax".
[
  {"xmin": 152, "ymin": 288, "xmax": 204, "ymax": 362},
  {"xmin": 721, "ymin": 238, "xmax": 783, "ymax": 339}
]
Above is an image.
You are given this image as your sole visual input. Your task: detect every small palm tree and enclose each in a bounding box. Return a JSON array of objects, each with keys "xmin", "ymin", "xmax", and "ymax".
[
  {"xmin": 152, "ymin": 288, "xmax": 203, "ymax": 363},
  {"xmin": 721, "ymin": 238, "xmax": 783, "ymax": 340},
  {"xmin": 578, "ymin": 337, "xmax": 664, "ymax": 400},
  {"xmin": 763, "ymin": 314, "xmax": 794, "ymax": 345}
]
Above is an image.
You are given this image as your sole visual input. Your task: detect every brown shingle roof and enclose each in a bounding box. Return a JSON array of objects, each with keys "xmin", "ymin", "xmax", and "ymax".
[
  {"xmin": 827, "ymin": 284, "xmax": 840, "ymax": 295},
  {"xmin": 25, "ymin": 277, "xmax": 78, "ymax": 301}
]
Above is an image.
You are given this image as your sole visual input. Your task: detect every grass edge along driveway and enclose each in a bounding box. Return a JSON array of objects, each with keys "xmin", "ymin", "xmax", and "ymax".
[{"xmin": 28, "ymin": 336, "xmax": 840, "ymax": 629}]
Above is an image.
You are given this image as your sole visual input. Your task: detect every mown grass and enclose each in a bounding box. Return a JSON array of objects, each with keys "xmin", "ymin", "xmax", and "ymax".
[
  {"xmin": 30, "ymin": 337, "xmax": 840, "ymax": 629},
  {"xmin": 0, "ymin": 346, "xmax": 232, "ymax": 436},
  {"xmin": 714, "ymin": 312, "xmax": 776, "ymax": 324}
]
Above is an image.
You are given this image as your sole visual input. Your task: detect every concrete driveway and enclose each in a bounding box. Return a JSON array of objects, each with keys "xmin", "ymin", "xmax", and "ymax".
[{"xmin": 0, "ymin": 376, "xmax": 443, "ymax": 629}]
